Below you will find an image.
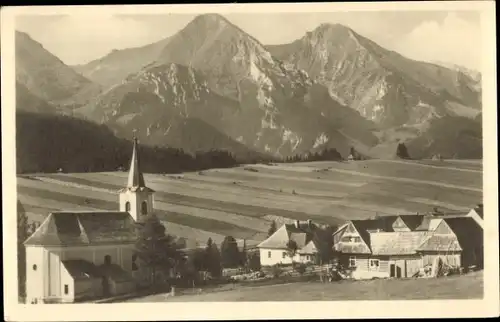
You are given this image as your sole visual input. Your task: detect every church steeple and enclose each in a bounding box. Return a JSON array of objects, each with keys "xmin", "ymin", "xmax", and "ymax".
[
  {"xmin": 127, "ymin": 137, "xmax": 146, "ymax": 189},
  {"xmin": 119, "ymin": 135, "xmax": 155, "ymax": 222}
]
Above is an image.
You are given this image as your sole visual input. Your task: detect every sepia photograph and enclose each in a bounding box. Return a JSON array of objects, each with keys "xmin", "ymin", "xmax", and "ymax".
[{"xmin": 2, "ymin": 1, "xmax": 498, "ymax": 320}]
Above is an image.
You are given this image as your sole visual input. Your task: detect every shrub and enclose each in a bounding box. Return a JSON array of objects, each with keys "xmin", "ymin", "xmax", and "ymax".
[
  {"xmin": 271, "ymin": 264, "xmax": 283, "ymax": 278},
  {"xmin": 294, "ymin": 263, "xmax": 307, "ymax": 275}
]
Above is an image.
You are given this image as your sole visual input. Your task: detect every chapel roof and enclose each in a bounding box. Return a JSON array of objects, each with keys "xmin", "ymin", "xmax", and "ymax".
[{"xmin": 24, "ymin": 211, "xmax": 137, "ymax": 246}]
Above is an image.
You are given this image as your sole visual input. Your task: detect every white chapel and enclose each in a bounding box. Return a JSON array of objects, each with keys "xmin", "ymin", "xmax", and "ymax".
[{"xmin": 24, "ymin": 138, "xmax": 155, "ymax": 303}]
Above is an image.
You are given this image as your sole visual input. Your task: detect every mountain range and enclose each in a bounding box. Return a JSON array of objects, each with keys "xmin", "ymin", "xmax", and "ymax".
[{"xmin": 15, "ymin": 13, "xmax": 482, "ymax": 161}]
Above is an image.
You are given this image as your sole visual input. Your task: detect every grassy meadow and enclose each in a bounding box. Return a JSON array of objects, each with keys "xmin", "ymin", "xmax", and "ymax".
[
  {"xmin": 125, "ymin": 271, "xmax": 484, "ymax": 302},
  {"xmin": 17, "ymin": 159, "xmax": 482, "ymax": 247}
]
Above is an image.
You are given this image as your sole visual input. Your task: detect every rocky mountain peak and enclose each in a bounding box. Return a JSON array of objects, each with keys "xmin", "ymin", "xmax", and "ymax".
[{"xmin": 192, "ymin": 13, "xmax": 231, "ymax": 26}]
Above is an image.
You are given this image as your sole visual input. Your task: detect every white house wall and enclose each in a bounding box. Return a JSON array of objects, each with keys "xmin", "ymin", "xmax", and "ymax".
[
  {"xmin": 59, "ymin": 264, "xmax": 75, "ymax": 303},
  {"xmin": 259, "ymin": 248, "xmax": 315, "ymax": 266},
  {"xmin": 26, "ymin": 244, "xmax": 138, "ymax": 303},
  {"xmin": 25, "ymin": 246, "xmax": 46, "ymax": 303},
  {"xmin": 48, "ymin": 251, "xmax": 61, "ymax": 298}
]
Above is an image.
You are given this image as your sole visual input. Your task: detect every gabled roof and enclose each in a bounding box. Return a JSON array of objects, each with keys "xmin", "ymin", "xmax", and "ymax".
[
  {"xmin": 257, "ymin": 225, "xmax": 289, "ymax": 249},
  {"xmin": 442, "ymin": 217, "xmax": 483, "ymax": 249},
  {"xmin": 334, "ymin": 213, "xmax": 481, "ymax": 256},
  {"xmin": 62, "ymin": 260, "xmax": 101, "ymax": 280},
  {"xmin": 334, "ymin": 221, "xmax": 373, "ymax": 254},
  {"xmin": 416, "ymin": 235, "xmax": 462, "ymax": 252},
  {"xmin": 298, "ymin": 240, "xmax": 319, "ymax": 254},
  {"xmin": 257, "ymin": 222, "xmax": 319, "ymax": 250},
  {"xmin": 473, "ymin": 204, "xmax": 484, "ymax": 219},
  {"xmin": 415, "ymin": 217, "xmax": 443, "ymax": 231},
  {"xmin": 398, "ymin": 215, "xmax": 426, "ymax": 231},
  {"xmin": 99, "ymin": 264, "xmax": 135, "ymax": 283},
  {"xmin": 349, "ymin": 216, "xmax": 400, "ymax": 245},
  {"xmin": 369, "ymin": 231, "xmax": 430, "ymax": 255},
  {"xmin": 24, "ymin": 211, "xmax": 137, "ymax": 246}
]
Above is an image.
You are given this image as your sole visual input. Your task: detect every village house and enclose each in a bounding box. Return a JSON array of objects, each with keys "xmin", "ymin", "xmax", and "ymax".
[
  {"xmin": 24, "ymin": 138, "xmax": 160, "ymax": 304},
  {"xmin": 332, "ymin": 210, "xmax": 483, "ymax": 280},
  {"xmin": 257, "ymin": 220, "xmax": 327, "ymax": 266}
]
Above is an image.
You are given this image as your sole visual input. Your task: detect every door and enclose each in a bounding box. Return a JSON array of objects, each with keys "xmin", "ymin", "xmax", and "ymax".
[
  {"xmin": 390, "ymin": 264, "xmax": 396, "ymax": 277},
  {"xmin": 396, "ymin": 265, "xmax": 402, "ymax": 278}
]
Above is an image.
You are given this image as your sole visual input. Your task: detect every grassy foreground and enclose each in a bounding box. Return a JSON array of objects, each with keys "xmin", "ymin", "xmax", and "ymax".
[{"xmin": 125, "ymin": 271, "xmax": 483, "ymax": 302}]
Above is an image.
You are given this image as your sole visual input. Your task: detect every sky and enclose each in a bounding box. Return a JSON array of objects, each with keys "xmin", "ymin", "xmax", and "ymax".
[{"xmin": 15, "ymin": 11, "xmax": 482, "ymax": 70}]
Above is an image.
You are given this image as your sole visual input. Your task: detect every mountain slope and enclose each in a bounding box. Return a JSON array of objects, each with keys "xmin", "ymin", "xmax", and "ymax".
[
  {"xmin": 267, "ymin": 24, "xmax": 482, "ymax": 129},
  {"xmin": 72, "ymin": 36, "xmax": 172, "ymax": 88},
  {"xmin": 151, "ymin": 14, "xmax": 379, "ymax": 156},
  {"xmin": 16, "ymin": 82, "xmax": 53, "ymax": 114},
  {"xmin": 16, "ymin": 111, "xmax": 245, "ymax": 174},
  {"xmin": 406, "ymin": 116, "xmax": 482, "ymax": 159},
  {"xmin": 75, "ymin": 63, "xmax": 267, "ymax": 160},
  {"xmin": 75, "ymin": 14, "xmax": 379, "ymax": 157},
  {"xmin": 15, "ymin": 31, "xmax": 102, "ymax": 108}
]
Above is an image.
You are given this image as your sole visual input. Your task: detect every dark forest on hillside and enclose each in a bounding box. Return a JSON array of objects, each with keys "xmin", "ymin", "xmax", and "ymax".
[{"xmin": 16, "ymin": 111, "xmax": 242, "ymax": 174}]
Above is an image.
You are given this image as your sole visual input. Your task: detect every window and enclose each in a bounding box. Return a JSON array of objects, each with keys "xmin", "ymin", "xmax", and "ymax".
[
  {"xmin": 141, "ymin": 201, "xmax": 148, "ymax": 215},
  {"xmin": 268, "ymin": 251, "xmax": 271, "ymax": 258},
  {"xmin": 104, "ymin": 255, "xmax": 111, "ymax": 265},
  {"xmin": 341, "ymin": 236, "xmax": 362, "ymax": 243},
  {"xmin": 32, "ymin": 264, "xmax": 37, "ymax": 271},
  {"xmin": 64, "ymin": 284, "xmax": 69, "ymax": 295},
  {"xmin": 369, "ymin": 259, "xmax": 380, "ymax": 270},
  {"xmin": 125, "ymin": 202, "xmax": 131, "ymax": 212},
  {"xmin": 349, "ymin": 256, "xmax": 356, "ymax": 268},
  {"xmin": 282, "ymin": 252, "xmax": 286, "ymax": 259}
]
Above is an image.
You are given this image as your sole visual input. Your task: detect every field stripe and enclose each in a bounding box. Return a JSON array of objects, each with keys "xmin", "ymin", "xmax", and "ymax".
[
  {"xmin": 18, "ymin": 183, "xmax": 268, "ymax": 239},
  {"xmin": 213, "ymin": 168, "xmax": 366, "ymax": 187},
  {"xmin": 192, "ymin": 171, "xmax": 358, "ymax": 195},
  {"xmin": 26, "ymin": 175, "xmax": 272, "ymax": 233},
  {"xmin": 160, "ymin": 202, "xmax": 271, "ymax": 232},
  {"xmin": 18, "ymin": 194, "xmax": 103, "ymax": 212},
  {"xmin": 323, "ymin": 167, "xmax": 481, "ymax": 192},
  {"xmin": 373, "ymin": 159, "xmax": 482, "ymax": 174},
  {"xmin": 251, "ymin": 163, "xmax": 481, "ymax": 190},
  {"xmin": 180, "ymin": 175, "xmax": 348, "ymax": 199},
  {"xmin": 84, "ymin": 174, "xmax": 345, "ymax": 225},
  {"xmin": 87, "ymin": 173, "xmax": 346, "ymax": 216},
  {"xmin": 404, "ymin": 197, "xmax": 470, "ymax": 211}
]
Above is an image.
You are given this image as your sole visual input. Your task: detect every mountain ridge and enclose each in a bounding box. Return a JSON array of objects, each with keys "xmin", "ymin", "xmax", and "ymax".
[
  {"xmin": 15, "ymin": 31, "xmax": 102, "ymax": 109},
  {"xmin": 16, "ymin": 16, "xmax": 482, "ymax": 160},
  {"xmin": 266, "ymin": 23, "xmax": 481, "ymax": 128}
]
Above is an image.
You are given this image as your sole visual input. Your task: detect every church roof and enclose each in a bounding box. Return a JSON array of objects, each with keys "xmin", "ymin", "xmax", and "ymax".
[
  {"xmin": 24, "ymin": 211, "xmax": 137, "ymax": 246},
  {"xmin": 62, "ymin": 260, "xmax": 102, "ymax": 280},
  {"xmin": 122, "ymin": 137, "xmax": 154, "ymax": 193}
]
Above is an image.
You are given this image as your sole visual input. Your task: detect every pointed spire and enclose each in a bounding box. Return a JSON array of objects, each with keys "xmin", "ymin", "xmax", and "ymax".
[{"xmin": 127, "ymin": 136, "xmax": 146, "ymax": 189}]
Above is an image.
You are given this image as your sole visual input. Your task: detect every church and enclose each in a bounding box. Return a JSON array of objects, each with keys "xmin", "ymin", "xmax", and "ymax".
[{"xmin": 24, "ymin": 138, "xmax": 156, "ymax": 304}]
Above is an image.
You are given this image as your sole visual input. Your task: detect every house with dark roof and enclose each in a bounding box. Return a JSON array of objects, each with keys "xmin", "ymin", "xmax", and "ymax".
[
  {"xmin": 24, "ymin": 138, "xmax": 156, "ymax": 304},
  {"xmin": 257, "ymin": 220, "xmax": 328, "ymax": 266},
  {"xmin": 333, "ymin": 211, "xmax": 483, "ymax": 280}
]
